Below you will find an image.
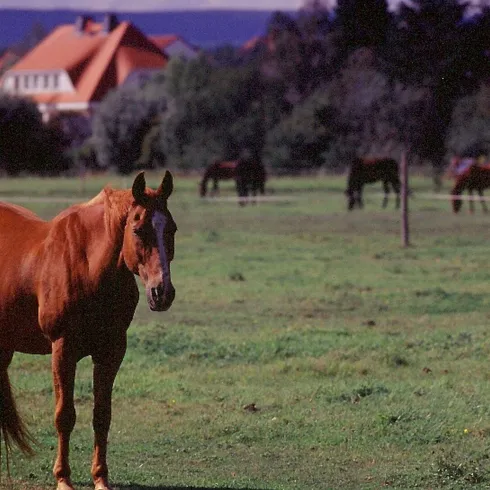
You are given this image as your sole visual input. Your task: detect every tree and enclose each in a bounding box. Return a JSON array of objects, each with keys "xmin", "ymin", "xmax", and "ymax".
[
  {"xmin": 261, "ymin": 6, "xmax": 341, "ymax": 100},
  {"xmin": 91, "ymin": 83, "xmax": 166, "ymax": 174},
  {"xmin": 381, "ymin": 0, "xmax": 488, "ymax": 168},
  {"xmin": 0, "ymin": 94, "xmax": 66, "ymax": 175},
  {"xmin": 264, "ymin": 90, "xmax": 338, "ymax": 173},
  {"xmin": 334, "ymin": 0, "xmax": 391, "ymax": 51},
  {"xmin": 158, "ymin": 57, "xmax": 274, "ymax": 171},
  {"xmin": 445, "ymin": 84, "xmax": 490, "ymax": 158}
]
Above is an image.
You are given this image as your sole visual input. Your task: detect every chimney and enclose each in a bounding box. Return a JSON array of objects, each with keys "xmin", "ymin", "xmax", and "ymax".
[
  {"xmin": 74, "ymin": 15, "xmax": 93, "ymax": 34},
  {"xmin": 103, "ymin": 13, "xmax": 119, "ymax": 34}
]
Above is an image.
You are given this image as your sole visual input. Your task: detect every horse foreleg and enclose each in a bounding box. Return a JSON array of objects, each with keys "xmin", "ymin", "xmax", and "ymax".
[
  {"xmin": 478, "ymin": 189, "xmax": 488, "ymax": 213},
  {"xmin": 91, "ymin": 344, "xmax": 126, "ymax": 490},
  {"xmin": 469, "ymin": 190, "xmax": 475, "ymax": 214},
  {"xmin": 236, "ymin": 179, "xmax": 247, "ymax": 206},
  {"xmin": 52, "ymin": 339, "xmax": 77, "ymax": 490},
  {"xmin": 212, "ymin": 179, "xmax": 219, "ymax": 197},
  {"xmin": 358, "ymin": 189, "xmax": 364, "ymax": 209}
]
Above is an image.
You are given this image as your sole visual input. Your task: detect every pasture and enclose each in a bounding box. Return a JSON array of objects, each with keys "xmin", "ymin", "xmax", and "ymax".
[{"xmin": 1, "ymin": 172, "xmax": 490, "ymax": 489}]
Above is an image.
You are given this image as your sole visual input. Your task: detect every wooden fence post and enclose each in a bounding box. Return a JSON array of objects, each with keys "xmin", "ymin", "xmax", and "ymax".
[{"xmin": 401, "ymin": 151, "xmax": 410, "ymax": 247}]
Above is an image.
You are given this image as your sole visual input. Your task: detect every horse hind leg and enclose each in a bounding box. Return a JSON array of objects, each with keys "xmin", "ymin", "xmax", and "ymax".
[
  {"xmin": 51, "ymin": 340, "xmax": 77, "ymax": 490},
  {"xmin": 393, "ymin": 180, "xmax": 401, "ymax": 209},
  {"xmin": 91, "ymin": 347, "xmax": 126, "ymax": 490},
  {"xmin": 0, "ymin": 349, "xmax": 34, "ymax": 466},
  {"xmin": 382, "ymin": 181, "xmax": 390, "ymax": 208},
  {"xmin": 211, "ymin": 179, "xmax": 219, "ymax": 197}
]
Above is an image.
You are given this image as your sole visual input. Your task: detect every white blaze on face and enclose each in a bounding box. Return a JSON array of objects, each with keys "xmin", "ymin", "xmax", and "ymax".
[{"xmin": 151, "ymin": 210, "xmax": 172, "ymax": 287}]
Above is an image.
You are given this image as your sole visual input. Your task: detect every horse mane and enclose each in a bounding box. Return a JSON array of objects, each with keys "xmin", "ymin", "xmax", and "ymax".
[{"xmin": 51, "ymin": 187, "xmax": 134, "ymax": 243}]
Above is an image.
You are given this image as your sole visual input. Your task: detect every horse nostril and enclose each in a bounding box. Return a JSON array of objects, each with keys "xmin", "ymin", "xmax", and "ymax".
[{"xmin": 151, "ymin": 286, "xmax": 162, "ymax": 302}]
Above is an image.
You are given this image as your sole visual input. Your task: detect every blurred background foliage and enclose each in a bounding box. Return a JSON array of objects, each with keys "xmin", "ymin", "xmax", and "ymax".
[{"xmin": 1, "ymin": 0, "xmax": 489, "ymax": 176}]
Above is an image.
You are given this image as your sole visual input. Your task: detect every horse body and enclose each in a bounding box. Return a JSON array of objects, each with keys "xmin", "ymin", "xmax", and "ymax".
[
  {"xmin": 451, "ymin": 163, "xmax": 490, "ymax": 213},
  {"xmin": 345, "ymin": 157, "xmax": 401, "ymax": 210},
  {"xmin": 199, "ymin": 160, "xmax": 237, "ymax": 197},
  {"xmin": 0, "ymin": 172, "xmax": 176, "ymax": 490}
]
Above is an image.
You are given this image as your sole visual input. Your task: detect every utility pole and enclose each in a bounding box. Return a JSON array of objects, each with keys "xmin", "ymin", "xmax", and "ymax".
[{"xmin": 401, "ymin": 151, "xmax": 410, "ymax": 247}]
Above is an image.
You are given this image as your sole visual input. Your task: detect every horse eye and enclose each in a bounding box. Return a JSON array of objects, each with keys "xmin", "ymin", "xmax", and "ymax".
[{"xmin": 134, "ymin": 214, "xmax": 140, "ymax": 221}]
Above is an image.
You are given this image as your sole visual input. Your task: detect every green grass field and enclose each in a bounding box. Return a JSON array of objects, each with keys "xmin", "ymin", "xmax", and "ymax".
[{"xmin": 1, "ymin": 172, "xmax": 490, "ymax": 489}]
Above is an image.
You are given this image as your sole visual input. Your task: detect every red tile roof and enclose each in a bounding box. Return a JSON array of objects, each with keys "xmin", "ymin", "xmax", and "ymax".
[
  {"xmin": 149, "ymin": 34, "xmax": 180, "ymax": 51},
  {"xmin": 5, "ymin": 19, "xmax": 168, "ymax": 106}
]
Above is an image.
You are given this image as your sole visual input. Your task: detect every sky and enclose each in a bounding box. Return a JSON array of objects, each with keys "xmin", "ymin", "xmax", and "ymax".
[
  {"xmin": 0, "ymin": 0, "xmax": 482, "ymax": 13},
  {"xmin": 0, "ymin": 0, "xmax": 403, "ymax": 12}
]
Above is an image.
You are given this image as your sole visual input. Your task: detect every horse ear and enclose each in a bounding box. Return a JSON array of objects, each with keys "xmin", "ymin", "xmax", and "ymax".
[
  {"xmin": 157, "ymin": 170, "xmax": 173, "ymax": 200},
  {"xmin": 132, "ymin": 172, "xmax": 146, "ymax": 203}
]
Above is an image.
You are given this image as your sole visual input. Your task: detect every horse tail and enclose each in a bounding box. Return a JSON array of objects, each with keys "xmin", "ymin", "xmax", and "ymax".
[
  {"xmin": 0, "ymin": 367, "xmax": 34, "ymax": 464},
  {"xmin": 451, "ymin": 176, "xmax": 466, "ymax": 213}
]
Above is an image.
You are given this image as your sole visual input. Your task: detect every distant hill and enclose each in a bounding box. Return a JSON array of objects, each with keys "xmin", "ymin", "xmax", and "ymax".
[{"xmin": 0, "ymin": 9, "xmax": 286, "ymax": 50}]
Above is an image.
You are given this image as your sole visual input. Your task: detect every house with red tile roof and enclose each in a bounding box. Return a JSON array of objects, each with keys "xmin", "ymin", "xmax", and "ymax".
[
  {"xmin": 0, "ymin": 14, "xmax": 168, "ymax": 121},
  {"xmin": 149, "ymin": 34, "xmax": 199, "ymax": 60}
]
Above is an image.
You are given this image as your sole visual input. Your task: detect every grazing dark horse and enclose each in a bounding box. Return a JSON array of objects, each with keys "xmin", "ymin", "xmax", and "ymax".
[
  {"xmin": 199, "ymin": 160, "xmax": 237, "ymax": 197},
  {"xmin": 235, "ymin": 158, "xmax": 267, "ymax": 206},
  {"xmin": 345, "ymin": 157, "xmax": 401, "ymax": 210},
  {"xmin": 0, "ymin": 171, "xmax": 176, "ymax": 490},
  {"xmin": 451, "ymin": 163, "xmax": 490, "ymax": 213}
]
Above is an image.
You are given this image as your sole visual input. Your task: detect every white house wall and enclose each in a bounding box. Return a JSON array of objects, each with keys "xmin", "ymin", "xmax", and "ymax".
[{"xmin": 1, "ymin": 70, "xmax": 74, "ymax": 95}]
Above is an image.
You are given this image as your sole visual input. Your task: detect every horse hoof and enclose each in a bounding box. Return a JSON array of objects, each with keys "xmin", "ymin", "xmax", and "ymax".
[
  {"xmin": 57, "ymin": 479, "xmax": 75, "ymax": 490},
  {"xmin": 94, "ymin": 478, "xmax": 112, "ymax": 490}
]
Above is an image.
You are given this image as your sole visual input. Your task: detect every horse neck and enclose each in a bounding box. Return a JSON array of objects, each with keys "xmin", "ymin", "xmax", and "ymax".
[{"xmin": 72, "ymin": 188, "xmax": 132, "ymax": 274}]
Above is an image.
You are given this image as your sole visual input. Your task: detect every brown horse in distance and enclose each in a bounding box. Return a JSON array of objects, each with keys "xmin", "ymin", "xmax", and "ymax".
[
  {"xmin": 345, "ymin": 157, "xmax": 401, "ymax": 210},
  {"xmin": 0, "ymin": 171, "xmax": 176, "ymax": 490},
  {"xmin": 199, "ymin": 160, "xmax": 237, "ymax": 197},
  {"xmin": 451, "ymin": 163, "xmax": 490, "ymax": 213}
]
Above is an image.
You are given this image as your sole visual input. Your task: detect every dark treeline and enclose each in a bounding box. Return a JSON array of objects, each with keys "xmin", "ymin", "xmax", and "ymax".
[{"xmin": 1, "ymin": 0, "xmax": 490, "ymax": 177}]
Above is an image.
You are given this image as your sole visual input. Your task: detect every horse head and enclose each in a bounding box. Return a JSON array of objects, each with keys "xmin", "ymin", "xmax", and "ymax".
[{"xmin": 123, "ymin": 171, "xmax": 177, "ymax": 311}]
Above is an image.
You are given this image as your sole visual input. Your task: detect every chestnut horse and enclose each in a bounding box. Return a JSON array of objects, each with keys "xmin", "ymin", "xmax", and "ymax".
[
  {"xmin": 451, "ymin": 163, "xmax": 490, "ymax": 213},
  {"xmin": 0, "ymin": 171, "xmax": 176, "ymax": 490},
  {"xmin": 235, "ymin": 157, "xmax": 267, "ymax": 206},
  {"xmin": 345, "ymin": 157, "xmax": 401, "ymax": 210},
  {"xmin": 199, "ymin": 160, "xmax": 237, "ymax": 197}
]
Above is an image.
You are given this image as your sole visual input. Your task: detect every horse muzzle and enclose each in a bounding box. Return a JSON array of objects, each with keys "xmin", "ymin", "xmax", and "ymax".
[{"xmin": 147, "ymin": 284, "xmax": 175, "ymax": 311}]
